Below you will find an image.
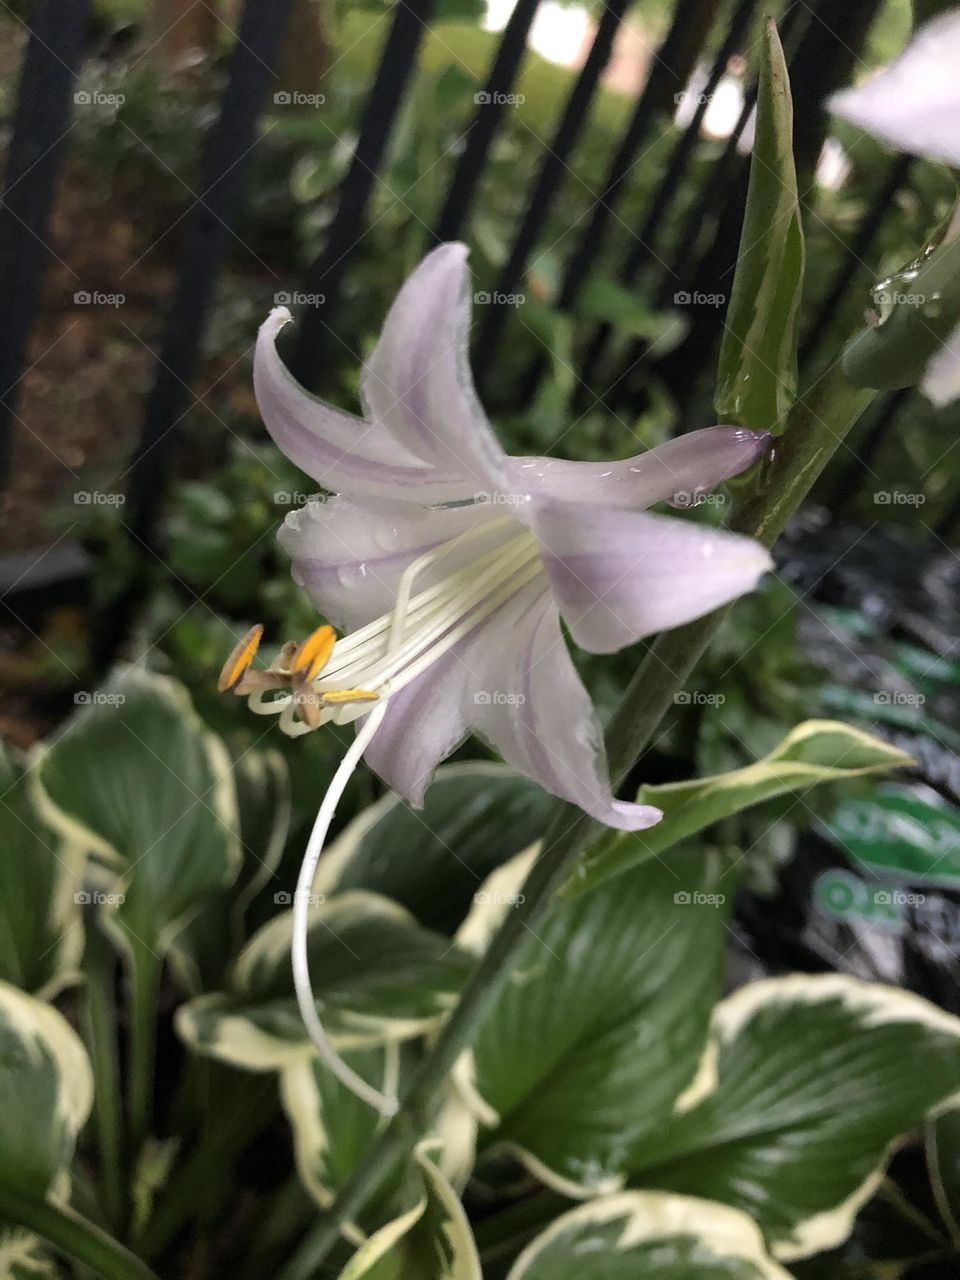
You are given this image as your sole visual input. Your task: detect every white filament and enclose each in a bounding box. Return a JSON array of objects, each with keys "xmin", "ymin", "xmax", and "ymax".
[{"xmin": 289, "ymin": 516, "xmax": 542, "ymax": 1115}]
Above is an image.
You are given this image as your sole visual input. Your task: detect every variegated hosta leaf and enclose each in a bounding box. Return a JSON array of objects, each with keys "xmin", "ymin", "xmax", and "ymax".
[
  {"xmin": 337, "ymin": 1143, "xmax": 481, "ymax": 1280},
  {"xmin": 174, "ymin": 747, "xmax": 291, "ymax": 991},
  {"xmin": 929, "ymin": 1106, "xmax": 960, "ymax": 1246},
  {"xmin": 0, "ymin": 1225, "xmax": 57, "ymax": 1279},
  {"xmin": 565, "ymin": 721, "xmax": 912, "ymax": 899},
  {"xmin": 631, "ymin": 975, "xmax": 960, "ymax": 1260},
  {"xmin": 0, "ymin": 982, "xmax": 93, "ymax": 1199},
  {"xmin": 314, "ymin": 763, "xmax": 555, "ymax": 936},
  {"xmin": 31, "ymin": 666, "xmax": 241, "ymax": 955},
  {"xmin": 177, "ymin": 891, "xmax": 474, "ymax": 1070},
  {"xmin": 0, "ymin": 745, "xmax": 83, "ymax": 996},
  {"xmin": 505, "ymin": 1192, "xmax": 792, "ymax": 1279},
  {"xmin": 458, "ymin": 848, "xmax": 728, "ymax": 1195}
]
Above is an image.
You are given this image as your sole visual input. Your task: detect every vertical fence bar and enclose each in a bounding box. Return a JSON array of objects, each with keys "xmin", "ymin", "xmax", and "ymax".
[
  {"xmin": 569, "ymin": 0, "xmax": 757, "ymax": 408},
  {"xmin": 292, "ymin": 0, "xmax": 438, "ymax": 387},
  {"xmin": 799, "ymin": 153, "xmax": 913, "ymax": 372},
  {"xmin": 0, "ymin": 0, "xmax": 89, "ymax": 490},
  {"xmin": 434, "ymin": 0, "xmax": 541, "ymax": 243},
  {"xmin": 472, "ymin": 0, "xmax": 631, "ymax": 385},
  {"xmin": 126, "ymin": 0, "xmax": 295, "ymax": 550}
]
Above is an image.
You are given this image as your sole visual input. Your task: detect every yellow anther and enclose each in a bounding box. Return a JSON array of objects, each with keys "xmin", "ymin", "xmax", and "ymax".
[
  {"xmin": 218, "ymin": 624, "xmax": 264, "ymax": 693},
  {"xmin": 292, "ymin": 625, "xmax": 337, "ymax": 681},
  {"xmin": 320, "ymin": 688, "xmax": 380, "ymax": 706}
]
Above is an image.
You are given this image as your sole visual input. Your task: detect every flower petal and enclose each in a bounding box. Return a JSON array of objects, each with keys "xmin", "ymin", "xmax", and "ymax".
[
  {"xmin": 254, "ymin": 309, "xmax": 477, "ymax": 503},
  {"xmin": 922, "ymin": 318, "xmax": 960, "ymax": 407},
  {"xmin": 510, "ymin": 427, "xmax": 769, "ymax": 510},
  {"xmin": 532, "ymin": 502, "xmax": 773, "ymax": 653},
  {"xmin": 828, "ymin": 12, "xmax": 960, "ymax": 166},
  {"xmin": 360, "ymin": 242, "xmax": 513, "ymax": 494},
  {"xmin": 278, "ymin": 497, "xmax": 514, "ymax": 632},
  {"xmin": 363, "ymin": 581, "xmax": 662, "ymax": 832}
]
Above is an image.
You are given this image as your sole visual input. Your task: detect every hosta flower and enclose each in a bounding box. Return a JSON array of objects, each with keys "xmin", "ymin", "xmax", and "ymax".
[{"xmin": 221, "ymin": 243, "xmax": 772, "ymax": 1111}]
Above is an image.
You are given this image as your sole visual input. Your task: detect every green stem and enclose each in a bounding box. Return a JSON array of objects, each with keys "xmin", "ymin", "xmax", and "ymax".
[
  {"xmin": 0, "ymin": 1188, "xmax": 158, "ymax": 1280},
  {"xmin": 82, "ymin": 925, "xmax": 126, "ymax": 1233},
  {"xmin": 277, "ymin": 363, "xmax": 876, "ymax": 1280},
  {"xmin": 126, "ymin": 942, "xmax": 162, "ymax": 1164}
]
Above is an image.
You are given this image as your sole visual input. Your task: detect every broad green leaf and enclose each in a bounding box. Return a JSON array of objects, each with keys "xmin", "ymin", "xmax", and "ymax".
[
  {"xmin": 565, "ymin": 721, "xmax": 911, "ymax": 899},
  {"xmin": 505, "ymin": 1193, "xmax": 792, "ymax": 1280},
  {"xmin": 0, "ymin": 745, "xmax": 83, "ymax": 996},
  {"xmin": 174, "ymin": 747, "xmax": 291, "ymax": 990},
  {"xmin": 177, "ymin": 891, "xmax": 474, "ymax": 1070},
  {"xmin": 31, "ymin": 666, "xmax": 241, "ymax": 955},
  {"xmin": 0, "ymin": 981, "xmax": 92, "ymax": 1199},
  {"xmin": 630, "ymin": 975, "xmax": 960, "ymax": 1260},
  {"xmin": 928, "ymin": 1107, "xmax": 960, "ymax": 1246},
  {"xmin": 715, "ymin": 18, "xmax": 805, "ymax": 432},
  {"xmin": 460, "ymin": 848, "xmax": 727, "ymax": 1195},
  {"xmin": 822, "ymin": 784, "xmax": 960, "ymax": 887},
  {"xmin": 338, "ymin": 1143, "xmax": 481, "ymax": 1280},
  {"xmin": 315, "ymin": 763, "xmax": 554, "ymax": 935}
]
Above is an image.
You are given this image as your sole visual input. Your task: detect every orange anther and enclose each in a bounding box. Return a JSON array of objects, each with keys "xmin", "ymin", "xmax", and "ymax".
[{"xmin": 217, "ymin": 625, "xmax": 264, "ymax": 693}]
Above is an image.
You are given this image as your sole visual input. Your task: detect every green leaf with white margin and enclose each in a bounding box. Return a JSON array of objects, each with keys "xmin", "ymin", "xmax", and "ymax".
[
  {"xmin": 174, "ymin": 747, "xmax": 291, "ymax": 990},
  {"xmin": 505, "ymin": 1192, "xmax": 791, "ymax": 1279},
  {"xmin": 0, "ymin": 981, "xmax": 92, "ymax": 1199},
  {"xmin": 629, "ymin": 974, "xmax": 960, "ymax": 1260},
  {"xmin": 458, "ymin": 847, "xmax": 728, "ymax": 1196},
  {"xmin": 564, "ymin": 721, "xmax": 912, "ymax": 899},
  {"xmin": 0, "ymin": 745, "xmax": 83, "ymax": 996},
  {"xmin": 314, "ymin": 763, "xmax": 555, "ymax": 936},
  {"xmin": 177, "ymin": 891, "xmax": 474, "ymax": 1070},
  {"xmin": 337, "ymin": 1142, "xmax": 481, "ymax": 1280},
  {"xmin": 715, "ymin": 17, "xmax": 804, "ymax": 432},
  {"xmin": 928, "ymin": 1105, "xmax": 960, "ymax": 1246},
  {"xmin": 31, "ymin": 666, "xmax": 241, "ymax": 955}
]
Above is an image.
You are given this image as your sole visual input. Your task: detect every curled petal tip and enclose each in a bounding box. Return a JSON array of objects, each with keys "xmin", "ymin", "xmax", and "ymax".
[{"xmin": 261, "ymin": 305, "xmax": 293, "ymax": 337}]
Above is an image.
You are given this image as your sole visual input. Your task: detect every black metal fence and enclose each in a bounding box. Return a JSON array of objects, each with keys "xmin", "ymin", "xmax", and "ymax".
[{"xmin": 0, "ymin": 0, "xmax": 951, "ymax": 666}]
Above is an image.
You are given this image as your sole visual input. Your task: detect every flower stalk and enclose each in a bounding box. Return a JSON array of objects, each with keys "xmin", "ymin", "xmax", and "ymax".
[{"xmin": 276, "ymin": 359, "xmax": 877, "ymax": 1280}]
